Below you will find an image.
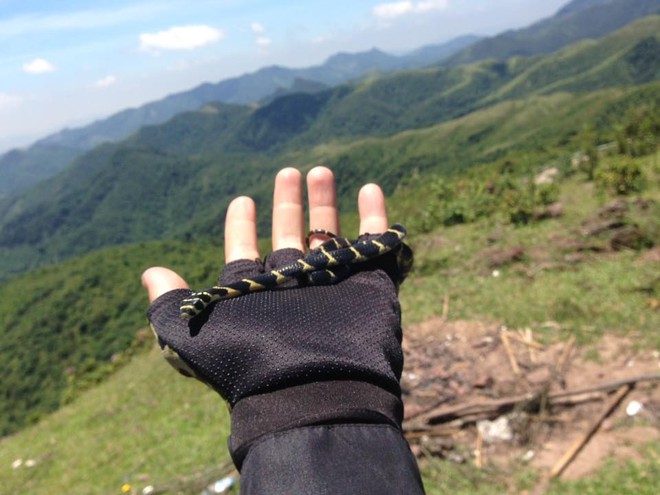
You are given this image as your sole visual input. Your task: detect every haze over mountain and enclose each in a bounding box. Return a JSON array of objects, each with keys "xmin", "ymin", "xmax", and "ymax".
[
  {"xmin": 1, "ymin": 0, "xmax": 656, "ymax": 198},
  {"xmin": 0, "ymin": 0, "xmax": 658, "ymax": 447},
  {"xmin": 0, "ymin": 14, "xmax": 657, "ymax": 282},
  {"xmin": 0, "ymin": 36, "xmax": 479, "ymax": 198},
  {"xmin": 445, "ymin": 0, "xmax": 660, "ymax": 67}
]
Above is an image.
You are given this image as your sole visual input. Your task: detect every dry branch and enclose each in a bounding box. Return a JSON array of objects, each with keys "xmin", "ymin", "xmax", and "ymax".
[
  {"xmin": 549, "ymin": 384, "xmax": 632, "ymax": 478},
  {"xmin": 500, "ymin": 329, "xmax": 521, "ymax": 375},
  {"xmin": 405, "ymin": 373, "xmax": 660, "ymax": 429}
]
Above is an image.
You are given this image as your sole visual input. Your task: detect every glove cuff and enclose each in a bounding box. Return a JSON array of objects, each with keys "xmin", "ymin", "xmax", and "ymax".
[{"xmin": 229, "ymin": 380, "xmax": 403, "ymax": 469}]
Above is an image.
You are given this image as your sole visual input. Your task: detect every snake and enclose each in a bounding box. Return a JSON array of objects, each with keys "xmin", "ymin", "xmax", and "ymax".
[{"xmin": 179, "ymin": 224, "xmax": 409, "ymax": 319}]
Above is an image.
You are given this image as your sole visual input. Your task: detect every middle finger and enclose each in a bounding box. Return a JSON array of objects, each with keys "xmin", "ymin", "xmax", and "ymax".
[
  {"xmin": 272, "ymin": 167, "xmax": 305, "ymax": 252},
  {"xmin": 307, "ymin": 166, "xmax": 339, "ymax": 248}
]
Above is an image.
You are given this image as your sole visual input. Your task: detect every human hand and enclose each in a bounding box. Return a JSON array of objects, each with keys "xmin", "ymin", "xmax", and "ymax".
[
  {"xmin": 142, "ymin": 166, "xmax": 391, "ymax": 302},
  {"xmin": 142, "ymin": 166, "xmax": 412, "ymax": 466}
]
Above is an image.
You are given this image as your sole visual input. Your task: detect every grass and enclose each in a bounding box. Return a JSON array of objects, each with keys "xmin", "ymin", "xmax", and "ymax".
[
  {"xmin": 1, "ymin": 151, "xmax": 657, "ymax": 494},
  {"xmin": 2, "ymin": 341, "xmax": 657, "ymax": 494},
  {"xmin": 419, "ymin": 440, "xmax": 660, "ymax": 494},
  {"xmin": 546, "ymin": 441, "xmax": 660, "ymax": 495},
  {"xmin": 0, "ymin": 347, "xmax": 231, "ymax": 495},
  {"xmin": 396, "ymin": 165, "xmax": 660, "ymax": 347}
]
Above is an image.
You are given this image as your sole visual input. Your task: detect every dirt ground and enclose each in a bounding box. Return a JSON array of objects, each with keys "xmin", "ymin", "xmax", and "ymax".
[{"xmin": 401, "ymin": 317, "xmax": 660, "ymax": 481}]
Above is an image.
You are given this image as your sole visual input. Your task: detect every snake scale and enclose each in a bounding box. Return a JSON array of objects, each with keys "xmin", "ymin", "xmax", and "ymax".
[{"xmin": 179, "ymin": 224, "xmax": 409, "ymax": 319}]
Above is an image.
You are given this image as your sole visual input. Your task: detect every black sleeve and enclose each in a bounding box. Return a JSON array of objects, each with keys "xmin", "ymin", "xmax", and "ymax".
[
  {"xmin": 227, "ymin": 381, "xmax": 425, "ymax": 493},
  {"xmin": 239, "ymin": 424, "xmax": 425, "ymax": 495}
]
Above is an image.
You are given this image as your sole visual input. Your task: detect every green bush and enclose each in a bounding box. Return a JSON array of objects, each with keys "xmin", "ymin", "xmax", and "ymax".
[{"xmin": 594, "ymin": 156, "xmax": 646, "ymax": 195}]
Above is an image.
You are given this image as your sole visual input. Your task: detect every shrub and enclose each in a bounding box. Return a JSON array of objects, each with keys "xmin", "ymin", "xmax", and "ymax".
[{"xmin": 594, "ymin": 156, "xmax": 646, "ymax": 195}]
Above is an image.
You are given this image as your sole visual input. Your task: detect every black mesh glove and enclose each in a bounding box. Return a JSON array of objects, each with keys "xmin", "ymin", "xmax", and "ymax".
[{"xmin": 147, "ymin": 236, "xmax": 412, "ymax": 467}]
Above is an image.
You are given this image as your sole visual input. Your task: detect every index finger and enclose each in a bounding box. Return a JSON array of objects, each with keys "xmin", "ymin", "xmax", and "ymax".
[{"xmin": 225, "ymin": 196, "xmax": 260, "ymax": 263}]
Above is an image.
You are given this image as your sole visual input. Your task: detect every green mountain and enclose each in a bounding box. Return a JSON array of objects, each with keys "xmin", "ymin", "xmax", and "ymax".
[
  {"xmin": 0, "ymin": 13, "xmax": 658, "ymax": 437},
  {"xmin": 0, "ymin": 145, "xmax": 80, "ymax": 200},
  {"xmin": 1, "ymin": 80, "xmax": 656, "ymax": 437},
  {"xmin": 445, "ymin": 0, "xmax": 660, "ymax": 67},
  {"xmin": 0, "ymin": 39, "xmax": 479, "ymax": 198},
  {"xmin": 0, "ymin": 16, "xmax": 657, "ymax": 281},
  {"xmin": 3, "ymin": 0, "xmax": 657, "ymax": 198}
]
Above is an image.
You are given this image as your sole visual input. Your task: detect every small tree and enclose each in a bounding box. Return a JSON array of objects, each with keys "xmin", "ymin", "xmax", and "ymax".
[{"xmin": 594, "ymin": 156, "xmax": 645, "ymax": 196}]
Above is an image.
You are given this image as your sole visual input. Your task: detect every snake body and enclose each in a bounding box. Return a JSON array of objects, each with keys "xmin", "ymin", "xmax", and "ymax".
[{"xmin": 179, "ymin": 224, "xmax": 408, "ymax": 319}]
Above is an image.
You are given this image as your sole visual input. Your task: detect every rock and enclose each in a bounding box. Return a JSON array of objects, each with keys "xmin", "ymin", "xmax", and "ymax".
[
  {"xmin": 610, "ymin": 225, "xmax": 645, "ymax": 251},
  {"xmin": 477, "ymin": 416, "xmax": 513, "ymax": 443},
  {"xmin": 483, "ymin": 246, "xmax": 525, "ymax": 268},
  {"xmin": 472, "ymin": 374, "xmax": 494, "ymax": 389},
  {"xmin": 534, "ymin": 167, "xmax": 560, "ymax": 185},
  {"xmin": 579, "ymin": 219, "xmax": 625, "ymax": 237},
  {"xmin": 534, "ymin": 202, "xmax": 564, "ymax": 220},
  {"xmin": 597, "ymin": 199, "xmax": 628, "ymax": 218}
]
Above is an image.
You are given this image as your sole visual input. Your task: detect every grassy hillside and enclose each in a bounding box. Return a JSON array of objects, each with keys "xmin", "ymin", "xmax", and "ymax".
[
  {"xmin": 0, "ymin": 38, "xmax": 475, "ymax": 197},
  {"xmin": 0, "ymin": 149, "xmax": 657, "ymax": 493},
  {"xmin": 0, "ymin": 13, "xmax": 658, "ymax": 491},
  {"xmin": 445, "ymin": 0, "xmax": 660, "ymax": 67},
  {"xmin": 0, "ymin": 17, "xmax": 658, "ymax": 282},
  {"xmin": 486, "ymin": 16, "xmax": 660, "ymax": 101},
  {"xmin": 0, "ymin": 78, "xmax": 660, "ymax": 433},
  {"xmin": 0, "ymin": 239, "xmax": 222, "ymax": 436},
  {"xmin": 1, "ymin": 81, "xmax": 657, "ymax": 437},
  {"xmin": 0, "ymin": 347, "xmax": 231, "ymax": 495}
]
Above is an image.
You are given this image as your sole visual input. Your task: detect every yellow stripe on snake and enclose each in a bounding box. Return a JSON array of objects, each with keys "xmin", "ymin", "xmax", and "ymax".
[{"xmin": 180, "ymin": 224, "xmax": 410, "ymax": 319}]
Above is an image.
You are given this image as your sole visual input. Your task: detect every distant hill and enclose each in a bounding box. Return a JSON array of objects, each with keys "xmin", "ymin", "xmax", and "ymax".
[
  {"xmin": 0, "ymin": 16, "xmax": 657, "ymax": 281},
  {"xmin": 1, "ymin": 82, "xmax": 656, "ymax": 437},
  {"xmin": 4, "ymin": 0, "xmax": 656, "ymax": 199},
  {"xmin": 0, "ymin": 145, "xmax": 79, "ymax": 198},
  {"xmin": 395, "ymin": 35, "xmax": 484, "ymax": 69},
  {"xmin": 445, "ymin": 0, "xmax": 660, "ymax": 67},
  {"xmin": 0, "ymin": 37, "xmax": 479, "ymax": 198}
]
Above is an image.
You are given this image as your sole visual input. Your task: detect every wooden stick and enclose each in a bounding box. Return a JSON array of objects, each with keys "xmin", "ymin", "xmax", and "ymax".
[
  {"xmin": 509, "ymin": 331, "xmax": 545, "ymax": 350},
  {"xmin": 500, "ymin": 329, "xmax": 521, "ymax": 375},
  {"xmin": 442, "ymin": 294, "xmax": 450, "ymax": 320},
  {"xmin": 549, "ymin": 384, "xmax": 632, "ymax": 479},
  {"xmin": 555, "ymin": 334, "xmax": 575, "ymax": 376},
  {"xmin": 474, "ymin": 429, "xmax": 484, "ymax": 468},
  {"xmin": 522, "ymin": 328, "xmax": 537, "ymax": 363},
  {"xmin": 407, "ymin": 373, "xmax": 660, "ymax": 427}
]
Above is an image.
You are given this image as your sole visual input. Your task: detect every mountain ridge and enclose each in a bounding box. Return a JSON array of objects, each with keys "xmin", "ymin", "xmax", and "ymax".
[
  {"xmin": 0, "ymin": 37, "xmax": 479, "ymax": 198},
  {"xmin": 0, "ymin": 16, "xmax": 657, "ymax": 281},
  {"xmin": 3, "ymin": 0, "xmax": 658, "ymax": 198},
  {"xmin": 444, "ymin": 0, "xmax": 660, "ymax": 67}
]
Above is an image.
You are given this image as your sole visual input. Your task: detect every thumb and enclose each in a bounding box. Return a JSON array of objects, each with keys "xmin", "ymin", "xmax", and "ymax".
[{"xmin": 141, "ymin": 266, "xmax": 189, "ymax": 303}]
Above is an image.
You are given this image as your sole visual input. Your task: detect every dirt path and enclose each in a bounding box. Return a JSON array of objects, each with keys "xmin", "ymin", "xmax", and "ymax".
[{"xmin": 401, "ymin": 318, "xmax": 660, "ymax": 480}]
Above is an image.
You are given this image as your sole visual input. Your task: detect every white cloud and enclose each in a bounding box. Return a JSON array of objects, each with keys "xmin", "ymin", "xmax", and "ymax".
[
  {"xmin": 417, "ymin": 0, "xmax": 450, "ymax": 12},
  {"xmin": 0, "ymin": 93, "xmax": 23, "ymax": 109},
  {"xmin": 250, "ymin": 22, "xmax": 271, "ymax": 49},
  {"xmin": 139, "ymin": 25, "xmax": 224, "ymax": 52},
  {"xmin": 373, "ymin": 1, "xmax": 414, "ymax": 18},
  {"xmin": 373, "ymin": 0, "xmax": 449, "ymax": 19},
  {"xmin": 23, "ymin": 58, "xmax": 56, "ymax": 74},
  {"xmin": 95, "ymin": 75, "xmax": 117, "ymax": 88}
]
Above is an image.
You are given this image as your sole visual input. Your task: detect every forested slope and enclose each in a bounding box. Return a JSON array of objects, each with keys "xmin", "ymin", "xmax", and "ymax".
[{"xmin": 0, "ymin": 17, "xmax": 657, "ymax": 281}]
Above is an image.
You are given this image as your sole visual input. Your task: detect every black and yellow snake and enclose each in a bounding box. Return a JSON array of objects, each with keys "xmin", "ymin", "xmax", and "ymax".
[{"xmin": 179, "ymin": 224, "xmax": 410, "ymax": 319}]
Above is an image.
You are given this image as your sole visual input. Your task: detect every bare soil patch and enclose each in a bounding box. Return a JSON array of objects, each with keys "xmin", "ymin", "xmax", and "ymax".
[{"xmin": 402, "ymin": 318, "xmax": 660, "ymax": 481}]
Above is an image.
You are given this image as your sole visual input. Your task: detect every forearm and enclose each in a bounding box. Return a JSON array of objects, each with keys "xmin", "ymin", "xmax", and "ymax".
[
  {"xmin": 239, "ymin": 423, "xmax": 424, "ymax": 495},
  {"xmin": 229, "ymin": 380, "xmax": 424, "ymax": 494}
]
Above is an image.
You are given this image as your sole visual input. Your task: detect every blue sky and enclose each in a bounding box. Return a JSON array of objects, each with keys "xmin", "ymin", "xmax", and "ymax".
[{"xmin": 0, "ymin": 0, "xmax": 568, "ymax": 151}]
